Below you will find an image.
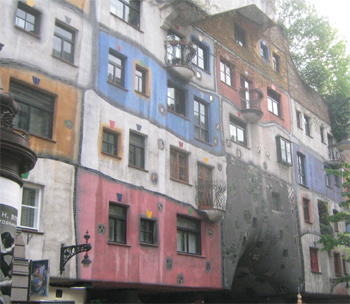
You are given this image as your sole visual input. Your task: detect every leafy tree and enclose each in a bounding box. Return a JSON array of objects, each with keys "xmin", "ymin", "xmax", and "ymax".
[{"xmin": 276, "ymin": 0, "xmax": 350, "ymax": 141}]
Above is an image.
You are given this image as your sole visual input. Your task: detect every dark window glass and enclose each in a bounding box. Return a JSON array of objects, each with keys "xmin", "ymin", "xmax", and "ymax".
[
  {"xmin": 304, "ymin": 115, "xmax": 311, "ymax": 136},
  {"xmin": 10, "ymin": 80, "xmax": 54, "ymax": 139},
  {"xmin": 192, "ymin": 41, "xmax": 208, "ymax": 70},
  {"xmin": 102, "ymin": 129, "xmax": 119, "ymax": 156},
  {"xmin": 170, "ymin": 148, "xmax": 189, "ymax": 183},
  {"xmin": 129, "ymin": 132, "xmax": 145, "ymax": 169},
  {"xmin": 276, "ymin": 136, "xmax": 292, "ymax": 166},
  {"xmin": 110, "ymin": 0, "xmax": 140, "ymax": 28},
  {"xmin": 273, "ymin": 53, "xmax": 280, "ymax": 73},
  {"xmin": 334, "ymin": 252, "xmax": 342, "ymax": 277},
  {"xmin": 177, "ymin": 216, "xmax": 201, "ymax": 255},
  {"xmin": 234, "ymin": 24, "xmax": 246, "ymax": 47},
  {"xmin": 108, "ymin": 50, "xmax": 125, "ymax": 87},
  {"xmin": 297, "ymin": 153, "xmax": 306, "ymax": 186},
  {"xmin": 271, "ymin": 192, "xmax": 281, "ymax": 211},
  {"xmin": 15, "ymin": 2, "xmax": 40, "ymax": 35},
  {"xmin": 109, "ymin": 204, "xmax": 127, "ymax": 243},
  {"xmin": 167, "ymin": 82, "xmax": 186, "ymax": 116},
  {"xmin": 194, "ymin": 99, "xmax": 209, "ymax": 143},
  {"xmin": 303, "ymin": 198, "xmax": 311, "ymax": 222},
  {"xmin": 197, "ymin": 163, "xmax": 213, "ymax": 207},
  {"xmin": 260, "ymin": 41, "xmax": 269, "ymax": 61},
  {"xmin": 53, "ymin": 22, "xmax": 75, "ymax": 63},
  {"xmin": 140, "ymin": 219, "xmax": 156, "ymax": 244}
]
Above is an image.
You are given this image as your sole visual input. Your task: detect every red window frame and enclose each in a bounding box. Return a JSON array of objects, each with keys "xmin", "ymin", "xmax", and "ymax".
[{"xmin": 310, "ymin": 247, "xmax": 319, "ymax": 273}]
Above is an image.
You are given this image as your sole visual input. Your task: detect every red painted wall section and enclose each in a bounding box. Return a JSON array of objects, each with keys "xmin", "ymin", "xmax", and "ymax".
[{"xmin": 75, "ymin": 168, "xmax": 222, "ymax": 290}]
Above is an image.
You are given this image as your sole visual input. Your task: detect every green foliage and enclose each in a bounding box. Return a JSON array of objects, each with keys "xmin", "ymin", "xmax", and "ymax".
[{"xmin": 277, "ymin": 0, "xmax": 350, "ymax": 142}]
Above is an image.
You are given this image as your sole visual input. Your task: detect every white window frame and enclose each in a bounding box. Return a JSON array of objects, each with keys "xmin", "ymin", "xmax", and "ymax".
[{"xmin": 18, "ymin": 184, "xmax": 42, "ymax": 230}]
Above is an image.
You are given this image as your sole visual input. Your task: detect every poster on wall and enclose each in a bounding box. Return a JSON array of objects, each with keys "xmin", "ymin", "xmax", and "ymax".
[
  {"xmin": 0, "ymin": 204, "xmax": 17, "ymax": 304},
  {"xmin": 30, "ymin": 260, "xmax": 49, "ymax": 297}
]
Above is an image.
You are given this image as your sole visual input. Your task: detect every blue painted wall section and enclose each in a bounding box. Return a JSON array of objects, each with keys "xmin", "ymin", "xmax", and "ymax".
[{"xmin": 98, "ymin": 31, "xmax": 223, "ymax": 155}]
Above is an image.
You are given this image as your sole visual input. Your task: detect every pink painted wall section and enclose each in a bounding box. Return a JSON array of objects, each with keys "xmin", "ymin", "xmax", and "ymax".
[{"xmin": 75, "ymin": 168, "xmax": 222, "ymax": 290}]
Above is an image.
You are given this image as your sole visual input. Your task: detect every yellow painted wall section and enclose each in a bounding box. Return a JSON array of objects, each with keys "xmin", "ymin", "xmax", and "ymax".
[{"xmin": 1, "ymin": 68, "xmax": 82, "ymax": 163}]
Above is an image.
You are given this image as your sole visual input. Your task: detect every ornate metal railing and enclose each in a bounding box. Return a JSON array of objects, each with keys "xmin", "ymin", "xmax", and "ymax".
[
  {"xmin": 165, "ymin": 40, "xmax": 196, "ymax": 69},
  {"xmin": 195, "ymin": 180, "xmax": 227, "ymax": 210}
]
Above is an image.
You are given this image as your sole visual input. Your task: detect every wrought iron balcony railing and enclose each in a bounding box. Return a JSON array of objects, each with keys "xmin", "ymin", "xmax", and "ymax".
[
  {"xmin": 325, "ymin": 144, "xmax": 343, "ymax": 169},
  {"xmin": 195, "ymin": 180, "xmax": 226, "ymax": 211},
  {"xmin": 165, "ymin": 40, "xmax": 196, "ymax": 69},
  {"xmin": 239, "ymin": 88, "xmax": 264, "ymax": 123}
]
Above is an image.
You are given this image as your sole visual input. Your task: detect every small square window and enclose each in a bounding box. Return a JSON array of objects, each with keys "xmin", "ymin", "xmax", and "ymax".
[
  {"xmin": 267, "ymin": 89, "xmax": 281, "ymax": 117},
  {"xmin": 15, "ymin": 1, "xmax": 41, "ymax": 35},
  {"xmin": 102, "ymin": 129, "xmax": 119, "ymax": 157},
  {"xmin": 230, "ymin": 116, "xmax": 247, "ymax": 146},
  {"xmin": 192, "ymin": 41, "xmax": 208, "ymax": 71},
  {"xmin": 140, "ymin": 218, "xmax": 157, "ymax": 244},
  {"xmin": 10, "ymin": 80, "xmax": 55, "ymax": 139},
  {"xmin": 220, "ymin": 60, "xmax": 234, "ymax": 86},
  {"xmin": 234, "ymin": 24, "xmax": 246, "ymax": 47},
  {"xmin": 129, "ymin": 131, "xmax": 145, "ymax": 169},
  {"xmin": 108, "ymin": 49, "xmax": 126, "ymax": 87},
  {"xmin": 19, "ymin": 185, "xmax": 42, "ymax": 230},
  {"xmin": 310, "ymin": 248, "xmax": 319, "ymax": 273},
  {"xmin": 170, "ymin": 148, "xmax": 189, "ymax": 183},
  {"xmin": 135, "ymin": 65, "xmax": 148, "ymax": 95},
  {"xmin": 53, "ymin": 21, "xmax": 76, "ymax": 64},
  {"xmin": 194, "ymin": 98, "xmax": 209, "ymax": 143},
  {"xmin": 276, "ymin": 136, "xmax": 292, "ymax": 166},
  {"xmin": 108, "ymin": 203, "xmax": 127, "ymax": 244},
  {"xmin": 303, "ymin": 198, "xmax": 311, "ymax": 223},
  {"xmin": 260, "ymin": 41, "xmax": 269, "ymax": 61},
  {"xmin": 271, "ymin": 192, "xmax": 281, "ymax": 211},
  {"xmin": 273, "ymin": 53, "xmax": 280, "ymax": 73},
  {"xmin": 167, "ymin": 82, "xmax": 186, "ymax": 116},
  {"xmin": 110, "ymin": 0, "xmax": 140, "ymax": 28},
  {"xmin": 177, "ymin": 216, "xmax": 201, "ymax": 255}
]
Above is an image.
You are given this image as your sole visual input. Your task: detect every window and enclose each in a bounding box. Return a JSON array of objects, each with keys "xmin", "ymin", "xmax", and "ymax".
[
  {"xmin": 334, "ymin": 174, "xmax": 341, "ymax": 187},
  {"xmin": 240, "ymin": 76, "xmax": 251, "ymax": 109},
  {"xmin": 320, "ymin": 126, "xmax": 325, "ymax": 143},
  {"xmin": 318, "ymin": 201, "xmax": 332, "ymax": 236},
  {"xmin": 129, "ymin": 132, "xmax": 145, "ymax": 169},
  {"xmin": 140, "ymin": 218, "xmax": 156, "ymax": 244},
  {"xmin": 15, "ymin": 1, "xmax": 40, "ymax": 35},
  {"xmin": 304, "ymin": 115, "xmax": 311, "ymax": 136},
  {"xmin": 310, "ymin": 248, "xmax": 319, "ymax": 273},
  {"xmin": 220, "ymin": 60, "xmax": 233, "ymax": 86},
  {"xmin": 10, "ymin": 80, "xmax": 55, "ymax": 139},
  {"xmin": 108, "ymin": 50, "xmax": 125, "ymax": 87},
  {"xmin": 167, "ymin": 82, "xmax": 186, "ymax": 116},
  {"xmin": 334, "ymin": 252, "xmax": 342, "ymax": 277},
  {"xmin": 325, "ymin": 168, "xmax": 332, "ymax": 188},
  {"xmin": 333, "ymin": 210, "xmax": 339, "ymax": 232},
  {"xmin": 135, "ymin": 65, "xmax": 147, "ymax": 95},
  {"xmin": 230, "ymin": 116, "xmax": 247, "ymax": 146},
  {"xmin": 234, "ymin": 24, "xmax": 246, "ymax": 47},
  {"xmin": 276, "ymin": 136, "xmax": 292, "ymax": 166},
  {"xmin": 297, "ymin": 153, "xmax": 306, "ymax": 186},
  {"xmin": 110, "ymin": 0, "xmax": 140, "ymax": 28},
  {"xmin": 296, "ymin": 110, "xmax": 302, "ymax": 129},
  {"xmin": 170, "ymin": 148, "xmax": 189, "ymax": 183},
  {"xmin": 259, "ymin": 41, "xmax": 269, "ymax": 61},
  {"xmin": 177, "ymin": 216, "xmax": 201, "ymax": 255},
  {"xmin": 166, "ymin": 31, "xmax": 183, "ymax": 65},
  {"xmin": 303, "ymin": 198, "xmax": 311, "ymax": 223},
  {"xmin": 273, "ymin": 53, "xmax": 280, "ymax": 73},
  {"xmin": 192, "ymin": 41, "xmax": 208, "ymax": 70},
  {"xmin": 108, "ymin": 204, "xmax": 127, "ymax": 244},
  {"xmin": 53, "ymin": 22, "xmax": 75, "ymax": 63},
  {"xmin": 343, "ymin": 255, "xmax": 347, "ymax": 275},
  {"xmin": 102, "ymin": 129, "xmax": 119, "ymax": 157},
  {"xmin": 271, "ymin": 192, "xmax": 281, "ymax": 211},
  {"xmin": 194, "ymin": 98, "xmax": 209, "ymax": 143},
  {"xmin": 197, "ymin": 163, "xmax": 213, "ymax": 207},
  {"xmin": 267, "ymin": 89, "xmax": 281, "ymax": 117},
  {"xmin": 19, "ymin": 186, "xmax": 41, "ymax": 230}
]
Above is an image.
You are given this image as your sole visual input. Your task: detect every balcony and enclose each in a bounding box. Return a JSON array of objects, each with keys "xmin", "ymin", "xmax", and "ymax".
[
  {"xmin": 165, "ymin": 40, "xmax": 196, "ymax": 82},
  {"xmin": 195, "ymin": 180, "xmax": 226, "ymax": 222},
  {"xmin": 240, "ymin": 88, "xmax": 264, "ymax": 123},
  {"xmin": 324, "ymin": 145, "xmax": 343, "ymax": 169}
]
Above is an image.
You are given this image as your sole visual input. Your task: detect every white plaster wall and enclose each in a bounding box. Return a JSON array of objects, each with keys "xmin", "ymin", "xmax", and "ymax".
[
  {"xmin": 81, "ymin": 89, "xmax": 227, "ymax": 208},
  {"xmin": 222, "ymin": 98, "xmax": 293, "ymax": 183},
  {"xmin": 0, "ymin": 0, "xmax": 93, "ymax": 88},
  {"xmin": 20, "ymin": 159, "xmax": 76, "ymax": 278}
]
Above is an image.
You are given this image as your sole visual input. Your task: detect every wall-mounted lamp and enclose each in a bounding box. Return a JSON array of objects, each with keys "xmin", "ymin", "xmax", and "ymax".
[{"xmin": 60, "ymin": 230, "xmax": 92, "ymax": 274}]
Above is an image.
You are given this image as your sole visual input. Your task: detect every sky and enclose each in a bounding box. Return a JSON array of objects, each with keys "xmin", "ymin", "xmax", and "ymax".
[{"xmin": 307, "ymin": 0, "xmax": 350, "ymax": 50}]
